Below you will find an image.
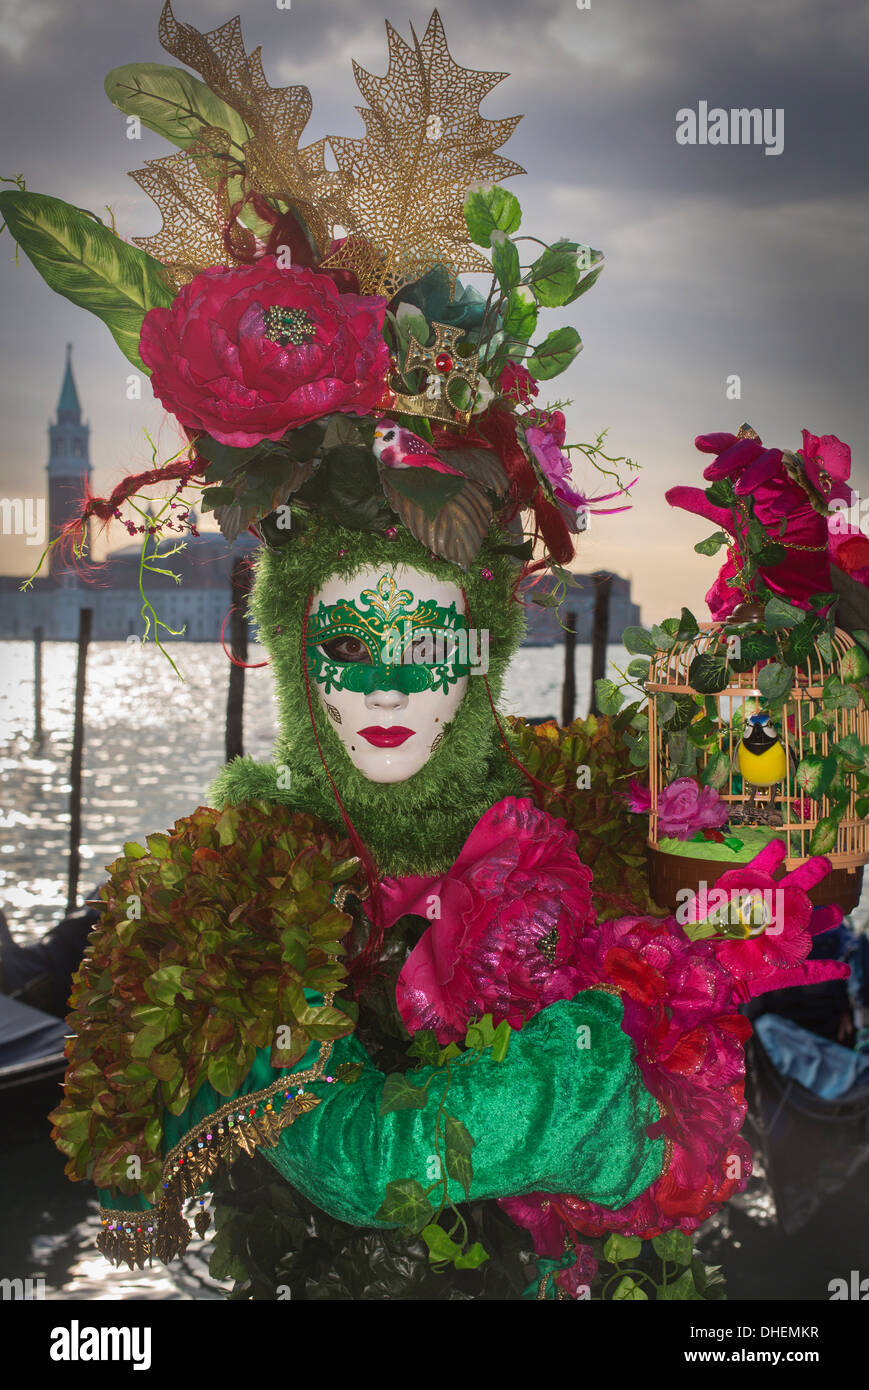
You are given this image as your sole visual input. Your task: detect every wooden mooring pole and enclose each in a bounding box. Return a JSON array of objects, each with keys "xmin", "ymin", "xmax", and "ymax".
[
  {"xmin": 561, "ymin": 610, "xmax": 577, "ymax": 727},
  {"xmin": 67, "ymin": 606, "xmax": 92, "ymax": 914},
  {"xmin": 33, "ymin": 625, "xmax": 44, "ymax": 743},
  {"xmin": 589, "ymin": 571, "xmax": 613, "ymax": 715},
  {"xmin": 225, "ymin": 558, "xmax": 249, "ymax": 763}
]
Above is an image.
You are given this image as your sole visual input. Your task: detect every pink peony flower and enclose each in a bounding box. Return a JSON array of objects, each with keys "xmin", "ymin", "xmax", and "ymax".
[
  {"xmin": 376, "ymin": 796, "xmax": 595, "ymax": 1042},
  {"xmin": 498, "ymin": 362, "xmax": 538, "ymax": 406},
  {"xmin": 139, "ymin": 258, "xmax": 390, "ymax": 447},
  {"xmin": 657, "ymin": 777, "xmax": 729, "ymax": 839}
]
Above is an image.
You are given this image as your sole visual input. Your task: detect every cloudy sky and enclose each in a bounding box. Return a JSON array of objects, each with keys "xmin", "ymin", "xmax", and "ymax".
[{"xmin": 0, "ymin": 0, "xmax": 866, "ymax": 622}]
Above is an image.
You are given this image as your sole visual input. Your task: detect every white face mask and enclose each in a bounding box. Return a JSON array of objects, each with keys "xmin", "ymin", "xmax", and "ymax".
[{"xmin": 307, "ymin": 564, "xmax": 470, "ymax": 784}]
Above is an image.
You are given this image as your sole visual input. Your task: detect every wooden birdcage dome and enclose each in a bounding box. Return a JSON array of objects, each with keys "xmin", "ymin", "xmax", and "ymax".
[{"xmin": 646, "ymin": 623, "xmax": 869, "ymax": 873}]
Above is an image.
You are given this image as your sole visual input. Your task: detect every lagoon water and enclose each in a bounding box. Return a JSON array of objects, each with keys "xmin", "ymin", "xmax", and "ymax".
[{"xmin": 0, "ymin": 639, "xmax": 866, "ymax": 1300}]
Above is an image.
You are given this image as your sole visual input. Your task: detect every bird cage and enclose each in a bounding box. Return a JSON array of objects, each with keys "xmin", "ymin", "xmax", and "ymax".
[{"xmin": 646, "ymin": 623, "xmax": 869, "ymax": 910}]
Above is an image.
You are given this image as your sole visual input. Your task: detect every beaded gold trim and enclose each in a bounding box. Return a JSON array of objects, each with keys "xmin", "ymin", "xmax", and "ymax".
[{"xmin": 98, "ymin": 1000, "xmax": 339, "ymax": 1270}]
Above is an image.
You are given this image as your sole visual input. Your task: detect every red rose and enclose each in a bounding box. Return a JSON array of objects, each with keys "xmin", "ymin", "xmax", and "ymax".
[
  {"xmin": 377, "ymin": 796, "xmax": 595, "ymax": 1042},
  {"xmin": 498, "ymin": 362, "xmax": 538, "ymax": 406},
  {"xmin": 139, "ymin": 258, "xmax": 390, "ymax": 447}
]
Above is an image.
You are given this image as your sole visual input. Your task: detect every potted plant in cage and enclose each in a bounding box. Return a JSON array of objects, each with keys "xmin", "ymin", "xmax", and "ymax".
[{"xmin": 598, "ymin": 424, "xmax": 869, "ymax": 913}]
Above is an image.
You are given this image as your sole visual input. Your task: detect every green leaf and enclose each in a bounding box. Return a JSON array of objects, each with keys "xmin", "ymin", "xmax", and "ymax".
[
  {"xmin": 421, "ymin": 1223, "xmax": 463, "ymax": 1264},
  {"xmin": 695, "ymin": 531, "xmax": 729, "ymax": 557},
  {"xmin": 454, "ymin": 1242, "xmax": 489, "ymax": 1269},
  {"xmin": 611, "ymin": 1275, "xmax": 648, "ymax": 1301},
  {"xmin": 627, "ymin": 657, "xmax": 651, "ymax": 679},
  {"xmin": 595, "ymin": 678, "xmax": 624, "ymax": 716},
  {"xmin": 728, "ymin": 630, "xmax": 779, "ymax": 671},
  {"xmin": 444, "ymin": 1114, "xmax": 475, "ymax": 1197},
  {"xmin": 688, "ymin": 651, "xmax": 728, "ymax": 694},
  {"xmin": 833, "ymin": 732, "xmax": 863, "ymax": 765},
  {"xmin": 622, "ymin": 625, "xmax": 657, "ymax": 656},
  {"xmin": 652, "ymin": 1229, "xmax": 694, "ymax": 1265},
  {"xmin": 294, "ymin": 445, "xmax": 392, "ymax": 533},
  {"xmin": 527, "ymin": 240, "xmax": 583, "ymax": 307},
  {"xmin": 701, "ymin": 750, "xmax": 731, "ymax": 788},
  {"xmin": 816, "ymin": 631, "xmax": 835, "ymax": 663},
  {"xmin": 851, "ymin": 629, "xmax": 869, "ymax": 653},
  {"xmin": 564, "ymin": 261, "xmax": 604, "ymax": 302},
  {"xmin": 841, "ymin": 644, "xmax": 869, "ymax": 684},
  {"xmin": 379, "ymin": 1074, "xmax": 428, "ymax": 1115},
  {"xmin": 489, "ymin": 231, "xmax": 521, "ymax": 292},
  {"xmin": 785, "ymin": 620, "xmax": 819, "ymax": 667},
  {"xmin": 463, "ymin": 1014, "xmax": 496, "ymax": 1049},
  {"xmin": 764, "ymin": 595, "xmax": 806, "ymax": 629},
  {"xmin": 657, "ymin": 693, "xmax": 676, "ymax": 725},
  {"xmin": 810, "ymin": 814, "xmax": 840, "ymax": 855},
  {"xmin": 757, "ymin": 661, "xmax": 794, "ymax": 703},
  {"xmin": 691, "ymin": 1257, "xmax": 727, "ymax": 1300},
  {"xmin": 105, "ymin": 62, "xmax": 251, "ymax": 155},
  {"xmin": 823, "ymin": 675, "xmax": 860, "ymax": 710},
  {"xmin": 650, "ymin": 624, "xmax": 676, "ymax": 651},
  {"xmin": 463, "ymin": 185, "xmax": 522, "ymax": 246},
  {"xmin": 501, "ymin": 287, "xmax": 537, "ymax": 346},
  {"xmin": 658, "ymin": 1269, "xmax": 702, "ymax": 1300},
  {"xmin": 375, "ymin": 1179, "xmax": 435, "ymax": 1233},
  {"xmin": 758, "ymin": 541, "xmax": 787, "ymax": 567},
  {"xmin": 804, "ymin": 710, "xmax": 835, "ymax": 733},
  {"xmin": 207, "ymin": 1050, "xmax": 239, "ymax": 1096},
  {"xmin": 407, "ymin": 1030, "xmax": 441, "ymax": 1067},
  {"xmin": 705, "ymin": 479, "xmax": 735, "ymax": 507},
  {"xmin": 102, "ymin": 62, "xmax": 275, "ymax": 239},
  {"xmin": 490, "ymin": 1020, "xmax": 511, "ymax": 1063},
  {"xmin": 670, "ymin": 694, "xmax": 700, "ymax": 731},
  {"xmin": 603, "ymin": 1232, "xmax": 642, "ymax": 1261},
  {"xmin": 526, "ymin": 326, "xmax": 582, "ymax": 380},
  {"xmin": 0, "ymin": 190, "xmax": 174, "ymax": 371},
  {"xmin": 676, "ymin": 608, "xmax": 700, "ymax": 641}
]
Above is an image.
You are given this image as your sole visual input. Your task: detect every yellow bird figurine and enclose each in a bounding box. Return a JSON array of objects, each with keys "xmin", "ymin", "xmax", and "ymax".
[{"xmin": 736, "ymin": 712, "xmax": 789, "ymax": 825}]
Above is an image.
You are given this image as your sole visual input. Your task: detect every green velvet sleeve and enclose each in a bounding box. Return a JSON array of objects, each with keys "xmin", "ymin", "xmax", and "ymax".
[{"xmin": 259, "ymin": 989, "xmax": 664, "ymax": 1225}]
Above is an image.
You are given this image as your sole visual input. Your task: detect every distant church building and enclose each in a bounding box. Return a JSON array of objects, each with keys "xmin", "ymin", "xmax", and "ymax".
[{"xmin": 0, "ymin": 347, "xmax": 257, "ymax": 640}]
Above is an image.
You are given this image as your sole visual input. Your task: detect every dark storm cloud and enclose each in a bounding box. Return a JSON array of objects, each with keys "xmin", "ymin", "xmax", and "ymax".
[{"xmin": 0, "ymin": 0, "xmax": 866, "ymax": 617}]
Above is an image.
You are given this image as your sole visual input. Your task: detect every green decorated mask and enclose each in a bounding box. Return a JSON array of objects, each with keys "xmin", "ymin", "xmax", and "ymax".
[{"xmin": 306, "ymin": 573, "xmax": 471, "ymax": 695}]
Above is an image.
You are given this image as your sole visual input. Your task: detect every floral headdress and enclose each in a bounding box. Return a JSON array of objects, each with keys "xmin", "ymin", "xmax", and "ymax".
[{"xmin": 1, "ymin": 2, "xmax": 634, "ymax": 627}]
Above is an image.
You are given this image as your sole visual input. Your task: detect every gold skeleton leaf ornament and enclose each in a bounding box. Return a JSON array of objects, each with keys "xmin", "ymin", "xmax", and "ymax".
[{"xmin": 121, "ymin": 3, "xmax": 523, "ymax": 297}]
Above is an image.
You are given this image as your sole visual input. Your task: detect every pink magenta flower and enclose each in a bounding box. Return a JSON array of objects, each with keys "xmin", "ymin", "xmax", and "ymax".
[
  {"xmin": 656, "ymin": 777, "xmax": 729, "ymax": 839},
  {"xmin": 524, "ymin": 411, "xmax": 583, "ymax": 508},
  {"xmin": 685, "ymin": 839, "xmax": 849, "ymax": 994},
  {"xmin": 498, "ymin": 362, "xmax": 538, "ymax": 405},
  {"xmin": 801, "ymin": 429, "xmax": 852, "ymax": 493},
  {"xmin": 377, "ymin": 796, "xmax": 595, "ymax": 1042},
  {"xmin": 139, "ymin": 258, "xmax": 390, "ymax": 447},
  {"xmin": 622, "ymin": 776, "xmax": 652, "ymax": 814}
]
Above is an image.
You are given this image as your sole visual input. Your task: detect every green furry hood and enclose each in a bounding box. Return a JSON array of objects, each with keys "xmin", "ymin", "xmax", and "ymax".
[{"xmin": 209, "ymin": 516, "xmax": 527, "ymax": 876}]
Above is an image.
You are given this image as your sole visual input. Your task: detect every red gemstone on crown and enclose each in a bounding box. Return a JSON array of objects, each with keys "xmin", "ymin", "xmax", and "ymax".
[{"xmin": 434, "ymin": 352, "xmax": 453, "ymax": 372}]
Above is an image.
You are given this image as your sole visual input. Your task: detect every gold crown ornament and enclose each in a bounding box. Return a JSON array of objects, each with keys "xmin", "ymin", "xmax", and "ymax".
[{"xmin": 386, "ymin": 321, "xmax": 481, "ymax": 428}]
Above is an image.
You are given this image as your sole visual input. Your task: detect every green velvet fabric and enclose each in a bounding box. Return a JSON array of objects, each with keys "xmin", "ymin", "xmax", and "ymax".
[
  {"xmin": 99, "ymin": 991, "xmax": 664, "ymax": 1224},
  {"xmin": 261, "ymin": 990, "xmax": 663, "ymax": 1225}
]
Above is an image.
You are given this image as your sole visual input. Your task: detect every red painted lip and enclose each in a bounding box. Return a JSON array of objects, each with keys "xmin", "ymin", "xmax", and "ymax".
[{"xmin": 357, "ymin": 726, "xmax": 414, "ymax": 747}]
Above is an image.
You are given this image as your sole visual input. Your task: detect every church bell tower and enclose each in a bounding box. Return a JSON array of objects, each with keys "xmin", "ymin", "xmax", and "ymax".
[{"xmin": 47, "ymin": 344, "xmax": 91, "ymax": 578}]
